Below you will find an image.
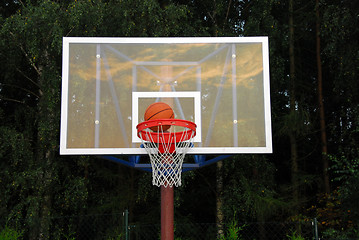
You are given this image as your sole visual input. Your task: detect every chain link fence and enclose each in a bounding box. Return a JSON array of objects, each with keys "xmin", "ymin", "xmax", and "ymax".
[
  {"xmin": 2, "ymin": 213, "xmax": 359, "ymax": 239},
  {"xmin": 128, "ymin": 222, "xmax": 314, "ymax": 240}
]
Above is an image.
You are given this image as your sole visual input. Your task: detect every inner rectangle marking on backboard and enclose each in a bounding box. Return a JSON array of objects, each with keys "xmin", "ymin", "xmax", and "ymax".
[{"xmin": 132, "ymin": 91, "xmax": 201, "ymax": 143}]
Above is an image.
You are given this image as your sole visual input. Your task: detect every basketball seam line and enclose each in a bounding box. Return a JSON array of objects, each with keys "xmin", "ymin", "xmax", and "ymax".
[{"xmin": 147, "ymin": 108, "xmax": 173, "ymax": 120}]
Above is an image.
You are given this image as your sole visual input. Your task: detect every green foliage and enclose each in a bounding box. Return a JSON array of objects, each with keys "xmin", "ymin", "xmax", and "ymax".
[
  {"xmin": 286, "ymin": 230, "xmax": 305, "ymax": 240},
  {"xmin": 219, "ymin": 218, "xmax": 246, "ymax": 240},
  {"xmin": 221, "ymin": 156, "xmax": 289, "ymax": 222},
  {"xmin": 321, "ymin": 2, "xmax": 359, "ymax": 155},
  {"xmin": 107, "ymin": 234, "xmax": 123, "ymax": 240},
  {"xmin": 242, "ymin": 0, "xmax": 279, "ymax": 36},
  {"xmin": 321, "ymin": 228, "xmax": 359, "ymax": 239},
  {"xmin": 297, "ymin": 189, "xmax": 356, "ymax": 235},
  {"xmin": 62, "ymin": 231, "xmax": 76, "ymax": 240},
  {"xmin": 330, "ymin": 153, "xmax": 359, "ymax": 182},
  {"xmin": 277, "ymin": 107, "xmax": 312, "ymax": 138},
  {"xmin": 1, "ymin": 0, "xmax": 359, "ymax": 238},
  {"xmin": 329, "ymin": 154, "xmax": 359, "ymax": 226},
  {"xmin": 0, "ymin": 225, "xmax": 23, "ymax": 240},
  {"xmin": 1, "ymin": 0, "xmax": 207, "ymax": 237}
]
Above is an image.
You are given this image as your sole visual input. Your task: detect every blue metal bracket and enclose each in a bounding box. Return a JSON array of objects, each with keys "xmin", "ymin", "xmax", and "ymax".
[{"xmin": 100, "ymin": 154, "xmax": 233, "ymax": 172}]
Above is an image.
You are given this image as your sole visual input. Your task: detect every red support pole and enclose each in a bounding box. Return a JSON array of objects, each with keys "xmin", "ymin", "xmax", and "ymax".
[{"xmin": 161, "ymin": 186, "xmax": 174, "ymax": 240}]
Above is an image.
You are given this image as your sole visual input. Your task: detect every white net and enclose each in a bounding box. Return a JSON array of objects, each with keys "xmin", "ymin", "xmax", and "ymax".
[{"xmin": 137, "ymin": 120, "xmax": 196, "ymax": 188}]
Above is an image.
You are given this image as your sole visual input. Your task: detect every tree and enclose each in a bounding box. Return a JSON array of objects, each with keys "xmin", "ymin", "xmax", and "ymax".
[
  {"xmin": 2, "ymin": 0, "xmax": 359, "ymax": 237},
  {"xmin": 0, "ymin": 0, "xmax": 209, "ymax": 238},
  {"xmin": 319, "ymin": 0, "xmax": 359, "ymax": 229},
  {"xmin": 288, "ymin": 0, "xmax": 300, "ymax": 216},
  {"xmin": 316, "ymin": 0, "xmax": 330, "ymax": 194}
]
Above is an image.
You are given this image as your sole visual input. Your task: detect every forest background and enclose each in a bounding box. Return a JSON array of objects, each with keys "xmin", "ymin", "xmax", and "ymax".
[{"xmin": 0, "ymin": 0, "xmax": 358, "ymax": 239}]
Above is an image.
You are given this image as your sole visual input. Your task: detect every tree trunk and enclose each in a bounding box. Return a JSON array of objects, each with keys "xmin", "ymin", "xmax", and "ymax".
[
  {"xmin": 35, "ymin": 56, "xmax": 56, "ymax": 240},
  {"xmin": 316, "ymin": 0, "xmax": 330, "ymax": 194},
  {"xmin": 289, "ymin": 132, "xmax": 299, "ymax": 208},
  {"xmin": 253, "ymin": 165, "xmax": 266, "ymax": 240},
  {"xmin": 289, "ymin": 0, "xmax": 300, "ymax": 216},
  {"xmin": 129, "ymin": 168, "xmax": 135, "ymax": 224},
  {"xmin": 38, "ymin": 150, "xmax": 53, "ymax": 240}
]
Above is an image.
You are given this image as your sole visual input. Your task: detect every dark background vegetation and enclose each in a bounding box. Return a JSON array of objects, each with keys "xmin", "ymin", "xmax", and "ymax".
[{"xmin": 1, "ymin": 0, "xmax": 358, "ymax": 239}]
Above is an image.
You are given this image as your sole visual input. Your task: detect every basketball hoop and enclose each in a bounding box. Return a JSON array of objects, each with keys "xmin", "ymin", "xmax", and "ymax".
[{"xmin": 137, "ymin": 119, "xmax": 196, "ymax": 187}]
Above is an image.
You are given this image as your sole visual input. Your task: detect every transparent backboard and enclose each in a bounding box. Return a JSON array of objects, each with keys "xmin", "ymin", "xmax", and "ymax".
[{"xmin": 60, "ymin": 37, "xmax": 272, "ymax": 155}]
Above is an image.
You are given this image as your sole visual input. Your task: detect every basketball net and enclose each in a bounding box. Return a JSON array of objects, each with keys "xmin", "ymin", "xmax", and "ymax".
[{"xmin": 137, "ymin": 119, "xmax": 196, "ymax": 187}]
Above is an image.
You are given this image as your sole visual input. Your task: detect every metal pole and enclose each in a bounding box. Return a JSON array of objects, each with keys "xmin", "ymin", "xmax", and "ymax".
[
  {"xmin": 124, "ymin": 209, "xmax": 129, "ymax": 240},
  {"xmin": 161, "ymin": 186, "xmax": 174, "ymax": 240},
  {"xmin": 313, "ymin": 218, "xmax": 319, "ymax": 240}
]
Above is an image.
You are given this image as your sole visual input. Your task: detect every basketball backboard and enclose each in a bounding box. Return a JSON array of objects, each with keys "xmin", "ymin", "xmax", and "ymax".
[{"xmin": 60, "ymin": 37, "xmax": 272, "ymax": 155}]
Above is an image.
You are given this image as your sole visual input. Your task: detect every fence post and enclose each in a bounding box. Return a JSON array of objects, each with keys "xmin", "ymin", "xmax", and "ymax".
[
  {"xmin": 312, "ymin": 218, "xmax": 319, "ymax": 240},
  {"xmin": 124, "ymin": 209, "xmax": 129, "ymax": 240}
]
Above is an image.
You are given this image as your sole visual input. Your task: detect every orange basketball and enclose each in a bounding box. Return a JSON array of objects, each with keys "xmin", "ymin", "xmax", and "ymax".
[{"xmin": 144, "ymin": 102, "xmax": 174, "ymax": 131}]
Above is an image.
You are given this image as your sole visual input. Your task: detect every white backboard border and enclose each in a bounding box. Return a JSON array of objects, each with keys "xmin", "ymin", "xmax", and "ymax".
[{"xmin": 60, "ymin": 37, "xmax": 272, "ymax": 155}]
